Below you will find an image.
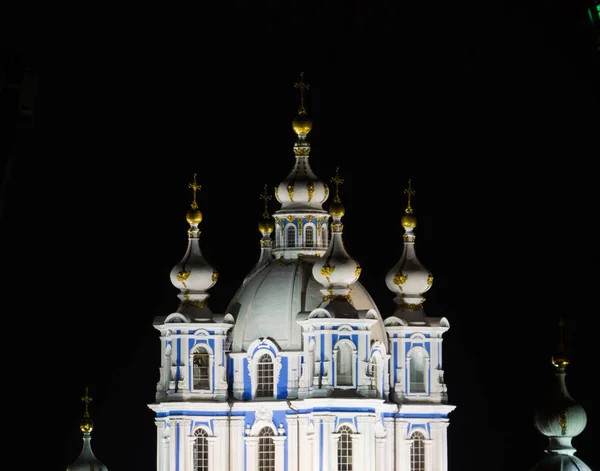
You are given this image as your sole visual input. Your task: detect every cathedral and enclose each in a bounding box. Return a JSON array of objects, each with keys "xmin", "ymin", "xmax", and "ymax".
[{"xmin": 65, "ymin": 73, "xmax": 593, "ymax": 471}]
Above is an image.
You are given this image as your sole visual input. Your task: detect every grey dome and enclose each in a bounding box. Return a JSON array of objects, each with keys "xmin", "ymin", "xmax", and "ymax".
[
  {"xmin": 531, "ymin": 453, "xmax": 592, "ymax": 471},
  {"xmin": 227, "ymin": 256, "xmax": 386, "ymax": 352},
  {"xmin": 67, "ymin": 433, "xmax": 107, "ymax": 471}
]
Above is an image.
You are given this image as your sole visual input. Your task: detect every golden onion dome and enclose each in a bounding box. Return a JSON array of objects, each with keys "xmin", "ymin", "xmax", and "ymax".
[
  {"xmin": 551, "ymin": 354, "xmax": 570, "ymax": 368},
  {"xmin": 80, "ymin": 416, "xmax": 93, "ymax": 433},
  {"xmin": 258, "ymin": 218, "xmax": 274, "ymax": 234},
  {"xmin": 186, "ymin": 209, "xmax": 203, "ymax": 225},
  {"xmin": 329, "ymin": 202, "xmax": 345, "ymax": 217},
  {"xmin": 292, "ymin": 115, "xmax": 312, "ymax": 135},
  {"xmin": 401, "ymin": 213, "xmax": 416, "ymax": 228}
]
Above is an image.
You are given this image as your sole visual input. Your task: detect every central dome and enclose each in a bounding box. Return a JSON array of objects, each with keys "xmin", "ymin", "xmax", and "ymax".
[{"xmin": 227, "ymin": 257, "xmax": 387, "ymax": 352}]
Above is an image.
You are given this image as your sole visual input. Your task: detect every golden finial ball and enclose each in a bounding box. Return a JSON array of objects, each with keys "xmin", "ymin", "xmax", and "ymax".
[
  {"xmin": 401, "ymin": 214, "xmax": 416, "ymax": 228},
  {"xmin": 329, "ymin": 202, "xmax": 345, "ymax": 217},
  {"xmin": 292, "ymin": 115, "xmax": 313, "ymax": 135},
  {"xmin": 186, "ymin": 209, "xmax": 203, "ymax": 224},
  {"xmin": 552, "ymin": 355, "xmax": 570, "ymax": 368},
  {"xmin": 258, "ymin": 218, "xmax": 274, "ymax": 234},
  {"xmin": 80, "ymin": 417, "xmax": 94, "ymax": 433}
]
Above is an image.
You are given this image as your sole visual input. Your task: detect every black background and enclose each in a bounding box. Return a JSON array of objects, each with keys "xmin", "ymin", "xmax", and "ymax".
[{"xmin": 1, "ymin": 2, "xmax": 599, "ymax": 470}]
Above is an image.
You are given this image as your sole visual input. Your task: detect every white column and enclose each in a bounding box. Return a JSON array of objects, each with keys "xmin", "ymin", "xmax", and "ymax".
[
  {"xmin": 213, "ymin": 418, "xmax": 230, "ymax": 471},
  {"xmin": 287, "ymin": 415, "xmax": 299, "ymax": 471},
  {"xmin": 429, "ymin": 421, "xmax": 450, "ymax": 471},
  {"xmin": 156, "ymin": 420, "xmax": 168, "ymax": 471},
  {"xmin": 375, "ymin": 437, "xmax": 386, "ymax": 471},
  {"xmin": 230, "ymin": 417, "xmax": 245, "ymax": 471},
  {"xmin": 395, "ymin": 421, "xmax": 410, "ymax": 471},
  {"xmin": 207, "ymin": 436, "xmax": 217, "ymax": 471},
  {"xmin": 354, "ymin": 416, "xmax": 366, "ymax": 471},
  {"xmin": 322, "ymin": 416, "xmax": 335, "ymax": 471},
  {"xmin": 273, "ymin": 436, "xmax": 286, "ymax": 471},
  {"xmin": 424, "ymin": 439, "xmax": 434, "ymax": 471},
  {"xmin": 169, "ymin": 420, "xmax": 177, "ymax": 471},
  {"xmin": 384, "ymin": 418, "xmax": 395, "ymax": 471},
  {"xmin": 186, "ymin": 433, "xmax": 196, "ymax": 471},
  {"xmin": 331, "ymin": 433, "xmax": 341, "ymax": 471},
  {"xmin": 244, "ymin": 436, "xmax": 259, "ymax": 471},
  {"xmin": 313, "ymin": 417, "xmax": 322, "ymax": 471},
  {"xmin": 298, "ymin": 416, "xmax": 313, "ymax": 471},
  {"xmin": 179, "ymin": 419, "xmax": 192, "ymax": 471},
  {"xmin": 351, "ymin": 434, "xmax": 362, "ymax": 471}
]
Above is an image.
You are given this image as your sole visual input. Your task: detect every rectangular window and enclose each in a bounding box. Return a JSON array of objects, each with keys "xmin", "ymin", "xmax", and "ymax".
[
  {"xmin": 193, "ymin": 353, "xmax": 210, "ymax": 390},
  {"xmin": 257, "ymin": 360, "xmax": 274, "ymax": 397}
]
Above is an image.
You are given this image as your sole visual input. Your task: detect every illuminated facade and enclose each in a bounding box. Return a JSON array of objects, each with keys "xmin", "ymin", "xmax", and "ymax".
[{"xmin": 148, "ymin": 73, "xmax": 455, "ymax": 471}]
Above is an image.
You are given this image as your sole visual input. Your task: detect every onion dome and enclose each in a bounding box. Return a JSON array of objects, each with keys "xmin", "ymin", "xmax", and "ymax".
[
  {"xmin": 169, "ymin": 174, "xmax": 218, "ymax": 322},
  {"xmin": 312, "ymin": 167, "xmax": 361, "ymax": 317},
  {"xmin": 66, "ymin": 387, "xmax": 108, "ymax": 471},
  {"xmin": 531, "ymin": 319, "xmax": 590, "ymax": 471},
  {"xmin": 385, "ymin": 179, "xmax": 433, "ymax": 321},
  {"xmin": 275, "ymin": 71, "xmax": 329, "ymax": 211}
]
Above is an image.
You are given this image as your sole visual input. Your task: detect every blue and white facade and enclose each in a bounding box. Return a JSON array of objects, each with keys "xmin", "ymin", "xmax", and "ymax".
[{"xmin": 148, "ymin": 90, "xmax": 455, "ymax": 471}]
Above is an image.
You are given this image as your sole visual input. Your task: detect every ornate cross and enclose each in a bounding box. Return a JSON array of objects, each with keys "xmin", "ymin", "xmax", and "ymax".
[
  {"xmin": 331, "ymin": 166, "xmax": 344, "ymax": 203},
  {"xmin": 294, "ymin": 71, "xmax": 310, "ymax": 116},
  {"xmin": 188, "ymin": 173, "xmax": 201, "ymax": 210},
  {"xmin": 260, "ymin": 183, "xmax": 272, "ymax": 218},
  {"xmin": 81, "ymin": 386, "xmax": 92, "ymax": 415},
  {"xmin": 404, "ymin": 179, "xmax": 415, "ymax": 214}
]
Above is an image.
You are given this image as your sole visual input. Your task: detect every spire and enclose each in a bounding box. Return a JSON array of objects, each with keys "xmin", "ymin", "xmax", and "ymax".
[
  {"xmin": 245, "ymin": 184, "xmax": 275, "ymax": 281},
  {"xmin": 531, "ymin": 319, "xmax": 591, "ymax": 471},
  {"xmin": 312, "ymin": 167, "xmax": 362, "ymax": 317},
  {"xmin": 168, "ymin": 174, "xmax": 218, "ymax": 322},
  {"xmin": 385, "ymin": 179, "xmax": 433, "ymax": 322},
  {"xmin": 551, "ymin": 317, "xmax": 569, "ymax": 369},
  {"xmin": 66, "ymin": 387, "xmax": 108, "ymax": 471},
  {"xmin": 275, "ymin": 72, "xmax": 327, "ymax": 211}
]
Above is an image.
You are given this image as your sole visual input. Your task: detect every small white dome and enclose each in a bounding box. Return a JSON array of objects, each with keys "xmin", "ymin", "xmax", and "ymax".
[
  {"xmin": 169, "ymin": 218, "xmax": 217, "ymax": 320},
  {"xmin": 67, "ymin": 433, "xmax": 108, "ymax": 471},
  {"xmin": 531, "ymin": 453, "xmax": 592, "ymax": 471}
]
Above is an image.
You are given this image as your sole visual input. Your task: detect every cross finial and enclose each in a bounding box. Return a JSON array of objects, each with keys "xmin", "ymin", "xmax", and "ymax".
[
  {"xmin": 331, "ymin": 166, "xmax": 344, "ymax": 203},
  {"xmin": 188, "ymin": 173, "xmax": 201, "ymax": 210},
  {"xmin": 294, "ymin": 71, "xmax": 310, "ymax": 116},
  {"xmin": 81, "ymin": 386, "xmax": 92, "ymax": 417},
  {"xmin": 260, "ymin": 183, "xmax": 272, "ymax": 219},
  {"xmin": 404, "ymin": 179, "xmax": 415, "ymax": 215}
]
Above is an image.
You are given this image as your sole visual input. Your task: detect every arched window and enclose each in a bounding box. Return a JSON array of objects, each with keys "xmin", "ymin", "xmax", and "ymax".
[
  {"xmin": 258, "ymin": 427, "xmax": 275, "ymax": 471},
  {"xmin": 192, "ymin": 346, "xmax": 210, "ymax": 390},
  {"xmin": 410, "ymin": 431, "xmax": 426, "ymax": 471},
  {"xmin": 408, "ymin": 348, "xmax": 427, "ymax": 393},
  {"xmin": 337, "ymin": 425, "xmax": 353, "ymax": 471},
  {"xmin": 321, "ymin": 224, "xmax": 328, "ymax": 246},
  {"xmin": 305, "ymin": 225, "xmax": 314, "ymax": 247},
  {"xmin": 286, "ymin": 225, "xmax": 296, "ymax": 248},
  {"xmin": 193, "ymin": 428, "xmax": 209, "ymax": 471},
  {"xmin": 336, "ymin": 342, "xmax": 353, "ymax": 387},
  {"xmin": 256, "ymin": 354, "xmax": 274, "ymax": 397}
]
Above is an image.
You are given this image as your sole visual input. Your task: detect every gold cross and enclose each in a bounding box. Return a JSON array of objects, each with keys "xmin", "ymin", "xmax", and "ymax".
[
  {"xmin": 404, "ymin": 179, "xmax": 415, "ymax": 214},
  {"xmin": 330, "ymin": 166, "xmax": 344, "ymax": 203},
  {"xmin": 188, "ymin": 173, "xmax": 201, "ymax": 210},
  {"xmin": 81, "ymin": 386, "xmax": 92, "ymax": 416},
  {"xmin": 260, "ymin": 183, "xmax": 272, "ymax": 218},
  {"xmin": 294, "ymin": 71, "xmax": 310, "ymax": 116}
]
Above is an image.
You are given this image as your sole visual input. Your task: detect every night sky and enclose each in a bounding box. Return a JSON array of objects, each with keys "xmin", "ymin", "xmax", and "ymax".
[{"xmin": 2, "ymin": 3, "xmax": 599, "ymax": 471}]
